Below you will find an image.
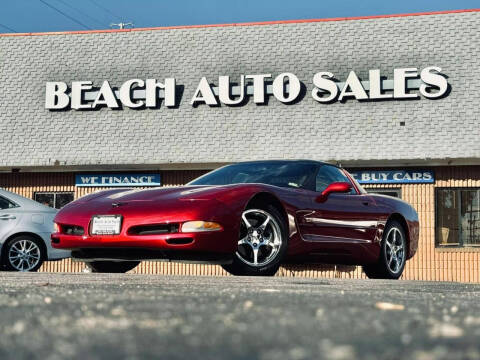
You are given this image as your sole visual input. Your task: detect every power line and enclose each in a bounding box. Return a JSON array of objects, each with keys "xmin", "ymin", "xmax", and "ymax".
[
  {"xmin": 0, "ymin": 23, "xmax": 17, "ymax": 33},
  {"xmin": 86, "ymin": 0, "xmax": 123, "ymax": 22},
  {"xmin": 38, "ymin": 0, "xmax": 92, "ymax": 30},
  {"xmin": 52, "ymin": 0, "xmax": 105, "ymax": 28}
]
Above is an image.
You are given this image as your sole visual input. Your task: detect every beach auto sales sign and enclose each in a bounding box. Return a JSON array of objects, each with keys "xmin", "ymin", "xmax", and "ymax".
[{"xmin": 45, "ymin": 66, "xmax": 449, "ymax": 110}]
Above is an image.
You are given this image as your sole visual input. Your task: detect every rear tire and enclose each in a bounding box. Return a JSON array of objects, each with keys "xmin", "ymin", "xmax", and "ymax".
[
  {"xmin": 363, "ymin": 220, "xmax": 407, "ymax": 279},
  {"xmin": 86, "ymin": 261, "xmax": 140, "ymax": 273},
  {"xmin": 2, "ymin": 235, "xmax": 45, "ymax": 272},
  {"xmin": 222, "ymin": 204, "xmax": 287, "ymax": 276}
]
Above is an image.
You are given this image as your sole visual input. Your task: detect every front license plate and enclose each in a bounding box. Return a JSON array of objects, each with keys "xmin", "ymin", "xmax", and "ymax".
[{"xmin": 91, "ymin": 215, "xmax": 122, "ymax": 235}]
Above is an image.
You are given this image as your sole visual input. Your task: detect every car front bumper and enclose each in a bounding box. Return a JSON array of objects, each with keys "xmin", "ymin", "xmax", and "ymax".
[{"xmin": 51, "ymin": 230, "xmax": 236, "ymax": 263}]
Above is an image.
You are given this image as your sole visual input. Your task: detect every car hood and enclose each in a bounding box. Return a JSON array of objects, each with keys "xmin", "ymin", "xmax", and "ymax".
[
  {"xmin": 74, "ymin": 185, "xmax": 239, "ymax": 204},
  {"xmin": 58, "ymin": 184, "xmax": 249, "ymax": 218},
  {"xmin": 55, "ymin": 184, "xmax": 253, "ymax": 227}
]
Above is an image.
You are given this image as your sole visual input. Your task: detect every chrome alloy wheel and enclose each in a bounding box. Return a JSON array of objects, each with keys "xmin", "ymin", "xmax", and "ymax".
[
  {"xmin": 8, "ymin": 239, "xmax": 41, "ymax": 272},
  {"xmin": 384, "ymin": 227, "xmax": 405, "ymax": 274},
  {"xmin": 236, "ymin": 209, "xmax": 282, "ymax": 267}
]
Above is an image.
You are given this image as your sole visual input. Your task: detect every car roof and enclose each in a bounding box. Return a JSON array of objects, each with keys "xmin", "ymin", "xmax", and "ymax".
[
  {"xmin": 231, "ymin": 159, "xmax": 340, "ymax": 168},
  {"xmin": 0, "ymin": 188, "xmax": 56, "ymax": 212}
]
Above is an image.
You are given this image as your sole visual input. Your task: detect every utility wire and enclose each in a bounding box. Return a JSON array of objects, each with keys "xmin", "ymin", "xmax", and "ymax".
[
  {"xmin": 0, "ymin": 23, "xmax": 17, "ymax": 33},
  {"xmin": 38, "ymin": 0, "xmax": 92, "ymax": 30},
  {"xmin": 53, "ymin": 0, "xmax": 105, "ymax": 28},
  {"xmin": 86, "ymin": 0, "xmax": 123, "ymax": 22}
]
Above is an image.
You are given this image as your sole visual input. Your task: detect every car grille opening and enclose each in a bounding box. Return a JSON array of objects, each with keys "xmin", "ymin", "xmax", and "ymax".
[
  {"xmin": 166, "ymin": 237, "xmax": 194, "ymax": 245},
  {"xmin": 62, "ymin": 225, "xmax": 84, "ymax": 236},
  {"xmin": 128, "ymin": 223, "xmax": 180, "ymax": 236}
]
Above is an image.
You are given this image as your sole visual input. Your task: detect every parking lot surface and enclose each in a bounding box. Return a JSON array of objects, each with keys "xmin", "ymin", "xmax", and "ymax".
[{"xmin": 0, "ymin": 272, "xmax": 479, "ymax": 360}]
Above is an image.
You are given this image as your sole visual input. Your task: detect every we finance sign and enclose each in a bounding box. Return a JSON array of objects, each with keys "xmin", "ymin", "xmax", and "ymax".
[{"xmin": 75, "ymin": 174, "xmax": 161, "ymax": 187}]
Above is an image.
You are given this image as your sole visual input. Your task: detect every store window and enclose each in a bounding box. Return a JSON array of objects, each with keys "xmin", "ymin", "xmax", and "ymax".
[
  {"xmin": 436, "ymin": 188, "xmax": 480, "ymax": 247},
  {"xmin": 367, "ymin": 188, "xmax": 401, "ymax": 198},
  {"xmin": 34, "ymin": 192, "xmax": 74, "ymax": 209}
]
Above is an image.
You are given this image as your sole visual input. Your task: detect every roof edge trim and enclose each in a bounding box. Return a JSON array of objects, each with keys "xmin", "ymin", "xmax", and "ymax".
[{"xmin": 0, "ymin": 8, "xmax": 479, "ymax": 37}]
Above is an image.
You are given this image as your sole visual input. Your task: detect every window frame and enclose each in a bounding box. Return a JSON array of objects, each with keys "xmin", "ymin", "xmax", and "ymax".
[
  {"xmin": 435, "ymin": 187, "xmax": 480, "ymax": 248},
  {"xmin": 34, "ymin": 191, "xmax": 75, "ymax": 210},
  {"xmin": 0, "ymin": 195, "xmax": 20, "ymax": 210},
  {"xmin": 314, "ymin": 165, "xmax": 358, "ymax": 195}
]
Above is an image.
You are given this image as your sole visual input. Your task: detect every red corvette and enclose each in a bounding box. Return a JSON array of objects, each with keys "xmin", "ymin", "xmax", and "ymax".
[{"xmin": 52, "ymin": 161, "xmax": 418, "ymax": 278}]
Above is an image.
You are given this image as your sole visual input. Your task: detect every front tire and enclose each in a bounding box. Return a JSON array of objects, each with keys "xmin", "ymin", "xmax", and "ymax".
[
  {"xmin": 363, "ymin": 220, "xmax": 407, "ymax": 279},
  {"xmin": 86, "ymin": 261, "xmax": 140, "ymax": 273},
  {"xmin": 2, "ymin": 235, "xmax": 45, "ymax": 272},
  {"xmin": 222, "ymin": 205, "xmax": 287, "ymax": 276}
]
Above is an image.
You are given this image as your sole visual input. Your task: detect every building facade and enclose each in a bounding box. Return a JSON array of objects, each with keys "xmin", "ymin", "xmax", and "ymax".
[{"xmin": 0, "ymin": 9, "xmax": 479, "ymax": 281}]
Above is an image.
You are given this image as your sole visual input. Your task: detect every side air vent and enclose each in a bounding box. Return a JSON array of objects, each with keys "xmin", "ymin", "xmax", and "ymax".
[{"xmin": 128, "ymin": 223, "xmax": 180, "ymax": 236}]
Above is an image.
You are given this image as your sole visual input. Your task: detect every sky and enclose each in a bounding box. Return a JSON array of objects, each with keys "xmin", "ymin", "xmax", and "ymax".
[{"xmin": 0, "ymin": 0, "xmax": 479, "ymax": 33}]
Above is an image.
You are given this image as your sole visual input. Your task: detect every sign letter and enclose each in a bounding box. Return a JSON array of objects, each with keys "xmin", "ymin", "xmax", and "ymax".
[
  {"xmin": 245, "ymin": 74, "xmax": 271, "ymax": 104},
  {"xmin": 218, "ymin": 75, "xmax": 245, "ymax": 105},
  {"xmin": 368, "ymin": 70, "xmax": 392, "ymax": 99},
  {"xmin": 338, "ymin": 71, "xmax": 368, "ymax": 101},
  {"xmin": 146, "ymin": 78, "xmax": 176, "ymax": 108},
  {"xmin": 420, "ymin": 66, "xmax": 448, "ymax": 99},
  {"xmin": 312, "ymin": 72, "xmax": 338, "ymax": 103},
  {"xmin": 71, "ymin": 81, "xmax": 93, "ymax": 110},
  {"xmin": 190, "ymin": 77, "xmax": 218, "ymax": 106},
  {"xmin": 45, "ymin": 82, "xmax": 70, "ymax": 109},
  {"xmin": 92, "ymin": 81, "xmax": 119, "ymax": 109},
  {"xmin": 120, "ymin": 79, "xmax": 145, "ymax": 108},
  {"xmin": 272, "ymin": 73, "xmax": 301, "ymax": 103},
  {"xmin": 393, "ymin": 68, "xmax": 419, "ymax": 99}
]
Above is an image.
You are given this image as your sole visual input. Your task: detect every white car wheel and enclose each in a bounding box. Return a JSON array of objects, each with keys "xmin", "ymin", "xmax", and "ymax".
[{"xmin": 4, "ymin": 236, "xmax": 45, "ymax": 272}]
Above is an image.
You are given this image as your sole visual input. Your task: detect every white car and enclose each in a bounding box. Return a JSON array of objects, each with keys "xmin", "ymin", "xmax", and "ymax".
[{"xmin": 0, "ymin": 189, "xmax": 70, "ymax": 271}]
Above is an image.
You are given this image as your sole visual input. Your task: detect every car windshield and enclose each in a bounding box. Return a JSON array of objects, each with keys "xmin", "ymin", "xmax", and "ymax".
[{"xmin": 189, "ymin": 162, "xmax": 318, "ymax": 190}]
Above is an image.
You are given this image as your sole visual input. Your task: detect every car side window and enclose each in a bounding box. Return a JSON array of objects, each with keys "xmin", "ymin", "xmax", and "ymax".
[
  {"xmin": 315, "ymin": 165, "xmax": 356, "ymax": 194},
  {"xmin": 0, "ymin": 196, "xmax": 18, "ymax": 210}
]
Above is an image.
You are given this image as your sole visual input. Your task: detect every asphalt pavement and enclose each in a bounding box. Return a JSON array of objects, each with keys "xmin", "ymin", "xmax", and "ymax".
[{"xmin": 0, "ymin": 272, "xmax": 479, "ymax": 360}]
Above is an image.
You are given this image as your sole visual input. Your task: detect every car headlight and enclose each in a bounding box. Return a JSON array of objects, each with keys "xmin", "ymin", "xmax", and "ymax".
[
  {"xmin": 181, "ymin": 221, "xmax": 222, "ymax": 232},
  {"xmin": 53, "ymin": 222, "xmax": 60, "ymax": 233}
]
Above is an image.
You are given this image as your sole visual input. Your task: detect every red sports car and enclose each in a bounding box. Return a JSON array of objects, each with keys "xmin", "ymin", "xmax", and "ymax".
[{"xmin": 52, "ymin": 161, "xmax": 419, "ymax": 279}]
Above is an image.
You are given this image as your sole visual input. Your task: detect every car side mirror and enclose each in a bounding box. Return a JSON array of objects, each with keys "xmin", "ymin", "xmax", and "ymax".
[{"xmin": 316, "ymin": 182, "xmax": 352, "ymax": 202}]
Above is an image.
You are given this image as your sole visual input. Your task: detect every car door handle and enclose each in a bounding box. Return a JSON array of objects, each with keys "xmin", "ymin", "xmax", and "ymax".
[
  {"xmin": 362, "ymin": 201, "xmax": 370, "ymax": 206},
  {"xmin": 0, "ymin": 215, "xmax": 16, "ymax": 220}
]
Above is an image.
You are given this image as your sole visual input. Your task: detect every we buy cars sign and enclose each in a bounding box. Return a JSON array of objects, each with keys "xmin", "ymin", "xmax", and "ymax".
[{"xmin": 350, "ymin": 170, "xmax": 434, "ymax": 184}]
